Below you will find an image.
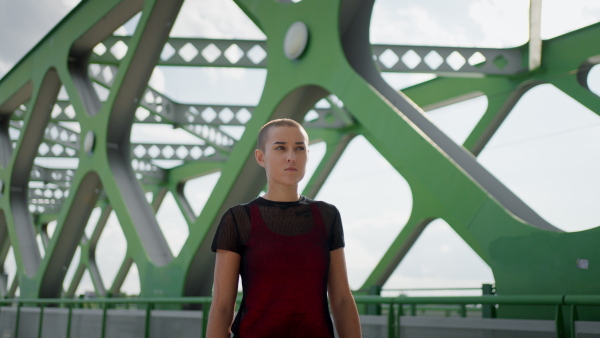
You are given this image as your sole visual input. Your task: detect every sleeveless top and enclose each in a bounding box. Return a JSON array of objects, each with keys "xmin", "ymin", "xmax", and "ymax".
[{"xmin": 212, "ymin": 197, "xmax": 344, "ymax": 337}]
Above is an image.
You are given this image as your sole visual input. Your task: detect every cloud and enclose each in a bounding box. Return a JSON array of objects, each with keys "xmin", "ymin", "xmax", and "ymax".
[
  {"xmin": 371, "ymin": 4, "xmax": 471, "ymax": 46},
  {"xmin": 121, "ymin": 263, "xmax": 140, "ymax": 295},
  {"xmin": 94, "ymin": 212, "xmax": 127, "ymax": 287},
  {"xmin": 149, "ymin": 67, "xmax": 166, "ymax": 92},
  {"xmin": 170, "ymin": 0, "xmax": 265, "ymax": 39},
  {"xmin": 156, "ymin": 192, "xmax": 189, "ymax": 256},
  {"xmin": 345, "ymin": 237, "xmax": 382, "ymax": 289},
  {"xmin": 383, "ymin": 275, "xmax": 493, "ymax": 297},
  {"xmin": 0, "ymin": 60, "xmax": 11, "ymax": 81},
  {"xmin": 62, "ymin": 0, "xmax": 81, "ymax": 7},
  {"xmin": 183, "ymin": 172, "xmax": 221, "ymax": 215},
  {"xmin": 0, "ymin": 0, "xmax": 78, "ymax": 80},
  {"xmin": 468, "ymin": 0, "xmax": 529, "ymax": 47},
  {"xmin": 540, "ymin": 0, "xmax": 600, "ymax": 39},
  {"xmin": 346, "ymin": 209, "xmax": 410, "ymax": 232}
]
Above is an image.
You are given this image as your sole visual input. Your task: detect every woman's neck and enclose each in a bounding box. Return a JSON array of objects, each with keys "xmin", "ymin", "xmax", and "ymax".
[{"xmin": 262, "ymin": 186, "xmax": 300, "ymax": 202}]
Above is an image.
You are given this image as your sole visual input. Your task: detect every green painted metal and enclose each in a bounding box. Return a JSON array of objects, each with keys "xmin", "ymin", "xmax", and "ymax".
[
  {"xmin": 90, "ymin": 35, "xmax": 526, "ymax": 75},
  {"xmin": 0, "ymin": 0, "xmax": 599, "ymax": 325}
]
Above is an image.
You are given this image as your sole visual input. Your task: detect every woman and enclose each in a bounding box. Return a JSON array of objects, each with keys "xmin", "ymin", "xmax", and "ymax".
[{"xmin": 207, "ymin": 118, "xmax": 362, "ymax": 337}]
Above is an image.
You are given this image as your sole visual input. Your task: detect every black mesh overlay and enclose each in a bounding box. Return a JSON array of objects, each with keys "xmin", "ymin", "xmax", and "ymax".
[{"xmin": 211, "ymin": 196, "xmax": 345, "ymax": 254}]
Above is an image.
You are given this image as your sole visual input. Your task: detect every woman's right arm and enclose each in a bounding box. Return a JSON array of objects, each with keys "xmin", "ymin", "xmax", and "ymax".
[{"xmin": 206, "ymin": 249, "xmax": 241, "ymax": 338}]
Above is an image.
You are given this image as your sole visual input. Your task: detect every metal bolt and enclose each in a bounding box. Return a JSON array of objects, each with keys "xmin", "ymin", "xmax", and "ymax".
[
  {"xmin": 84, "ymin": 131, "xmax": 95, "ymax": 154},
  {"xmin": 284, "ymin": 21, "xmax": 309, "ymax": 60}
]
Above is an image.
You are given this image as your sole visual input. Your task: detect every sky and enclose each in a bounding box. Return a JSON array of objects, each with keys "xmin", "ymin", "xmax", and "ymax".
[{"xmin": 1, "ymin": 0, "xmax": 600, "ymax": 297}]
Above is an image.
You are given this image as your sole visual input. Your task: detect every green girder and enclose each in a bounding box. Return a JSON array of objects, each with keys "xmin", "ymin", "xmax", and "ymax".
[{"xmin": 0, "ymin": 0, "xmax": 599, "ymax": 321}]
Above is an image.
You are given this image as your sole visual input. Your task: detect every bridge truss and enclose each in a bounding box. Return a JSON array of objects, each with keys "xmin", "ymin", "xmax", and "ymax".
[{"xmin": 0, "ymin": 0, "xmax": 599, "ymax": 320}]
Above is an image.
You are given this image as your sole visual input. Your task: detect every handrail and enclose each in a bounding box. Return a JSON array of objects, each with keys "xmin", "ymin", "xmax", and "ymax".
[
  {"xmin": 353, "ymin": 294, "xmax": 566, "ymax": 305},
  {"xmin": 378, "ymin": 287, "xmax": 483, "ymax": 291},
  {"xmin": 2, "ymin": 295, "xmax": 599, "ymax": 338}
]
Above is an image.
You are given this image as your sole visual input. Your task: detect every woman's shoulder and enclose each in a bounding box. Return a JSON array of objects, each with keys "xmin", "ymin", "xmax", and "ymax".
[
  {"xmin": 228, "ymin": 197, "xmax": 261, "ymax": 209},
  {"xmin": 222, "ymin": 199, "xmax": 258, "ymax": 220},
  {"xmin": 304, "ymin": 197, "xmax": 340, "ymax": 213}
]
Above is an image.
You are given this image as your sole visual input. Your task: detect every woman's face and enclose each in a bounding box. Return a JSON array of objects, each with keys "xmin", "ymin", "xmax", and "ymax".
[{"xmin": 256, "ymin": 125, "xmax": 309, "ymax": 189}]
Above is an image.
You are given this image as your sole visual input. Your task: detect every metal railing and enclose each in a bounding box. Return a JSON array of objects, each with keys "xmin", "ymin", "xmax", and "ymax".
[
  {"xmin": 1, "ymin": 294, "xmax": 599, "ymax": 338},
  {"xmin": 3, "ymin": 296, "xmax": 212, "ymax": 338},
  {"xmin": 354, "ymin": 294, "xmax": 600, "ymax": 338}
]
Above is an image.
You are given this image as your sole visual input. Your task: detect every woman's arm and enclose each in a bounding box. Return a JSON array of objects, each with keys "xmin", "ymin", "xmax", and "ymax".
[
  {"xmin": 328, "ymin": 248, "xmax": 362, "ymax": 338},
  {"xmin": 206, "ymin": 249, "xmax": 241, "ymax": 338}
]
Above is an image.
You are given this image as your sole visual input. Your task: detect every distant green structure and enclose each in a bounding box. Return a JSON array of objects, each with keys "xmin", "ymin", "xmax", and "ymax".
[{"xmin": 0, "ymin": 0, "xmax": 598, "ymax": 321}]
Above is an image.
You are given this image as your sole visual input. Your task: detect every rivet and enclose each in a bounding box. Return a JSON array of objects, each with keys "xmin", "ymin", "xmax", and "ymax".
[
  {"xmin": 84, "ymin": 131, "xmax": 95, "ymax": 154},
  {"xmin": 284, "ymin": 22, "xmax": 309, "ymax": 60}
]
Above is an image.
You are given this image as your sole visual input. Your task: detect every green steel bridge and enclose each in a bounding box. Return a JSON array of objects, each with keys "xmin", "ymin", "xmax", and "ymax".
[{"xmin": 0, "ymin": 0, "xmax": 599, "ymax": 336}]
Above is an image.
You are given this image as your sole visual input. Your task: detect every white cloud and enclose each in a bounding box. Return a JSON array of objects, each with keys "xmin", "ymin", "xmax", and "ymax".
[
  {"xmin": 383, "ymin": 275, "xmax": 493, "ymax": 297},
  {"xmin": 380, "ymin": 73, "xmax": 436, "ymax": 91},
  {"xmin": 0, "ymin": 60, "xmax": 10, "ymax": 80},
  {"xmin": 75, "ymin": 270, "xmax": 95, "ymax": 295},
  {"xmin": 345, "ymin": 237, "xmax": 382, "ymax": 289},
  {"xmin": 156, "ymin": 192, "xmax": 189, "ymax": 256},
  {"xmin": 0, "ymin": 1, "xmax": 78, "ymax": 80},
  {"xmin": 346, "ymin": 238, "xmax": 380, "ymax": 270},
  {"xmin": 541, "ymin": 0, "xmax": 600, "ymax": 39},
  {"xmin": 183, "ymin": 172, "xmax": 221, "ymax": 216},
  {"xmin": 468, "ymin": 0, "xmax": 529, "ymax": 47},
  {"xmin": 149, "ymin": 67, "xmax": 166, "ymax": 92},
  {"xmin": 95, "ymin": 212, "xmax": 127, "ymax": 288},
  {"xmin": 381, "ymin": 219, "xmax": 494, "ymax": 294},
  {"xmin": 170, "ymin": 0, "xmax": 265, "ymax": 39},
  {"xmin": 346, "ymin": 209, "xmax": 410, "ymax": 232},
  {"xmin": 61, "ymin": 0, "xmax": 82, "ymax": 7},
  {"xmin": 121, "ymin": 263, "xmax": 141, "ymax": 295},
  {"xmin": 371, "ymin": 5, "xmax": 471, "ymax": 46}
]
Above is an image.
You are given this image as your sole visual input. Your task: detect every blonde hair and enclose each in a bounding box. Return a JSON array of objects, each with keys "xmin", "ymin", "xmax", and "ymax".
[{"xmin": 257, "ymin": 118, "xmax": 308, "ymax": 151}]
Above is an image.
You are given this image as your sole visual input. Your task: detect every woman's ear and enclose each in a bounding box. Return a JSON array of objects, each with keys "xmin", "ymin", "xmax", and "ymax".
[{"xmin": 255, "ymin": 148, "xmax": 265, "ymax": 167}]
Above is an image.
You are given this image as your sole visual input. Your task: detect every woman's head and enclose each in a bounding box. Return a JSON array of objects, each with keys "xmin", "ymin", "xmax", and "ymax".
[
  {"xmin": 256, "ymin": 119, "xmax": 308, "ymax": 152},
  {"xmin": 255, "ymin": 119, "xmax": 309, "ymax": 192}
]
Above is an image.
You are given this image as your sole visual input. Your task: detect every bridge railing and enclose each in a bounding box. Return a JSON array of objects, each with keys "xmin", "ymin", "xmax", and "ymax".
[{"xmin": 1, "ymin": 294, "xmax": 599, "ymax": 338}]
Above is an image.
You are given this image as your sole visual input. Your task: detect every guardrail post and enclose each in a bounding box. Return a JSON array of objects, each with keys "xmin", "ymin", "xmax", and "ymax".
[
  {"xmin": 556, "ymin": 304, "xmax": 577, "ymax": 338},
  {"xmin": 482, "ymin": 284, "xmax": 496, "ymax": 318},
  {"xmin": 387, "ymin": 302, "xmax": 396, "ymax": 338},
  {"xmin": 37, "ymin": 304, "xmax": 45, "ymax": 338},
  {"xmin": 569, "ymin": 305, "xmax": 578, "ymax": 338},
  {"xmin": 397, "ymin": 304, "xmax": 403, "ymax": 338},
  {"xmin": 367, "ymin": 285, "xmax": 382, "ymax": 315},
  {"xmin": 459, "ymin": 304, "xmax": 467, "ymax": 318},
  {"xmin": 66, "ymin": 304, "xmax": 73, "ymax": 338},
  {"xmin": 202, "ymin": 300, "xmax": 210, "ymax": 338},
  {"xmin": 410, "ymin": 304, "xmax": 416, "ymax": 316},
  {"xmin": 14, "ymin": 302, "xmax": 21, "ymax": 338},
  {"xmin": 144, "ymin": 302, "xmax": 154, "ymax": 338},
  {"xmin": 101, "ymin": 302, "xmax": 108, "ymax": 338},
  {"xmin": 556, "ymin": 304, "xmax": 564, "ymax": 338}
]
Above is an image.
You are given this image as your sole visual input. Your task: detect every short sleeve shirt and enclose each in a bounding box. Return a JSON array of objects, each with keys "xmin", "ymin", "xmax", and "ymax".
[{"xmin": 211, "ymin": 196, "xmax": 345, "ymax": 253}]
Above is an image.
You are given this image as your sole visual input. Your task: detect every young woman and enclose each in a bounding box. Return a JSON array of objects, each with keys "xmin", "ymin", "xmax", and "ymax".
[{"xmin": 207, "ymin": 119, "xmax": 362, "ymax": 338}]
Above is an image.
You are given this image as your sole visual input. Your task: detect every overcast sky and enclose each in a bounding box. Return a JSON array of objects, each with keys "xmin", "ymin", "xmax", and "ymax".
[{"xmin": 1, "ymin": 0, "xmax": 600, "ymax": 296}]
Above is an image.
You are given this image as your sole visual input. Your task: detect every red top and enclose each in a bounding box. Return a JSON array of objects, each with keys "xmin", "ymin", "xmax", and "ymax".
[{"xmin": 231, "ymin": 201, "xmax": 334, "ymax": 337}]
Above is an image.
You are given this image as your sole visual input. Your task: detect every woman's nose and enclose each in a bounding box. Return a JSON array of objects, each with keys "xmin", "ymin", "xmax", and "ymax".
[{"xmin": 286, "ymin": 151, "xmax": 296, "ymax": 162}]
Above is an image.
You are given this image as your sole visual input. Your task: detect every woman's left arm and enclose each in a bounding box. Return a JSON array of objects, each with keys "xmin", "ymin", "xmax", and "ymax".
[{"xmin": 328, "ymin": 248, "xmax": 362, "ymax": 338}]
